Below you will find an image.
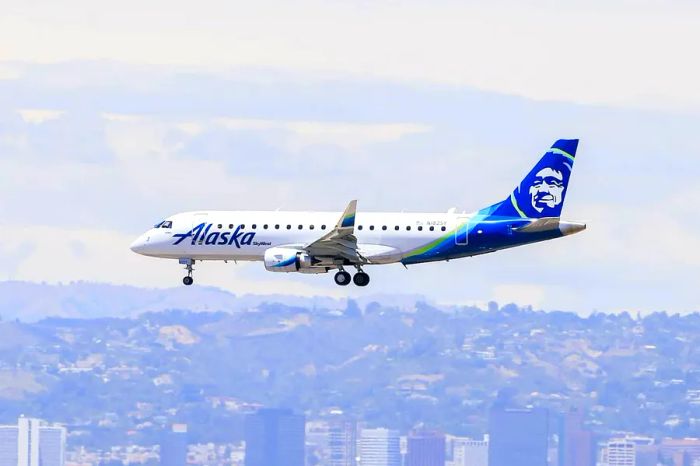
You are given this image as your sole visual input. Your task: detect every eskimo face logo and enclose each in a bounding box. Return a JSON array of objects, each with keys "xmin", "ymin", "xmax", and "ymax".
[{"xmin": 529, "ymin": 167, "xmax": 565, "ymax": 213}]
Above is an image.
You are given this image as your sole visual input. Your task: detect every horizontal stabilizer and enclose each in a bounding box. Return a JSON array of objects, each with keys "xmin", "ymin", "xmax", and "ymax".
[
  {"xmin": 515, "ymin": 218, "xmax": 586, "ymax": 236},
  {"xmin": 514, "ymin": 217, "xmax": 561, "ymax": 233}
]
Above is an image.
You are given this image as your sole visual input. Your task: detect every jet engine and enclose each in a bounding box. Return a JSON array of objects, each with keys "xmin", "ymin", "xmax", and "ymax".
[{"xmin": 263, "ymin": 247, "xmax": 327, "ymax": 273}]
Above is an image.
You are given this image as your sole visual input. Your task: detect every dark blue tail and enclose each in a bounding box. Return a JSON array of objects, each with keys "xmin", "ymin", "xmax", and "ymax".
[{"xmin": 490, "ymin": 139, "xmax": 579, "ymax": 219}]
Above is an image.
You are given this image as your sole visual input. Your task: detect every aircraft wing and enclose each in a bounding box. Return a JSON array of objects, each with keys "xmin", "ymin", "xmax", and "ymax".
[{"xmin": 304, "ymin": 200, "xmax": 364, "ymax": 263}]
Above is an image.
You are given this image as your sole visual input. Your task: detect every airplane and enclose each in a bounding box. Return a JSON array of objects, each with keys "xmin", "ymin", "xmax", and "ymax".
[{"xmin": 130, "ymin": 139, "xmax": 586, "ymax": 287}]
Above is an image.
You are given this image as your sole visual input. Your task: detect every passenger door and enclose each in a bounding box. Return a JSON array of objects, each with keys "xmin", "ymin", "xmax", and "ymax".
[{"xmin": 455, "ymin": 216, "xmax": 469, "ymax": 245}]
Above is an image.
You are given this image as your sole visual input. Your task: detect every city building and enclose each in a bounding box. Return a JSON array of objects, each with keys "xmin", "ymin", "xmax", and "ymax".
[
  {"xmin": 358, "ymin": 428, "xmax": 401, "ymax": 466},
  {"xmin": 0, "ymin": 424, "xmax": 19, "ymax": 465},
  {"xmin": 659, "ymin": 438, "xmax": 700, "ymax": 466},
  {"xmin": 328, "ymin": 417, "xmax": 357, "ymax": 466},
  {"xmin": 635, "ymin": 444, "xmax": 660, "ymax": 466},
  {"xmin": 451, "ymin": 436, "xmax": 488, "ymax": 466},
  {"xmin": 604, "ymin": 438, "xmax": 636, "ymax": 466},
  {"xmin": 0, "ymin": 417, "xmax": 66, "ymax": 466},
  {"xmin": 38, "ymin": 423, "xmax": 67, "ymax": 466},
  {"xmin": 558, "ymin": 409, "xmax": 596, "ymax": 466},
  {"xmin": 160, "ymin": 424, "xmax": 188, "ymax": 466},
  {"xmin": 405, "ymin": 430, "xmax": 445, "ymax": 466},
  {"xmin": 244, "ymin": 408, "xmax": 305, "ymax": 466},
  {"xmin": 488, "ymin": 406, "xmax": 549, "ymax": 466}
]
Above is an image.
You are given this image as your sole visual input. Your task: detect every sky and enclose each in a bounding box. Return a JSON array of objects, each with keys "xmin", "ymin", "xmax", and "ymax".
[{"xmin": 1, "ymin": 0, "xmax": 699, "ymax": 314}]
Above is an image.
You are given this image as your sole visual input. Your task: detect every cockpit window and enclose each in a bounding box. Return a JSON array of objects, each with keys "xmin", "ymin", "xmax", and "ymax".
[
  {"xmin": 154, "ymin": 221, "xmax": 164, "ymax": 228},
  {"xmin": 154, "ymin": 221, "xmax": 172, "ymax": 229}
]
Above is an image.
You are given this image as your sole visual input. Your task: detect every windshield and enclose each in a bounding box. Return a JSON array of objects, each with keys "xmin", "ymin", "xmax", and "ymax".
[{"xmin": 153, "ymin": 220, "xmax": 173, "ymax": 229}]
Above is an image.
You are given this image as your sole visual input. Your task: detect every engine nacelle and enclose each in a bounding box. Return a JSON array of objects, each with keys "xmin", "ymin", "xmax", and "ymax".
[{"xmin": 264, "ymin": 247, "xmax": 326, "ymax": 273}]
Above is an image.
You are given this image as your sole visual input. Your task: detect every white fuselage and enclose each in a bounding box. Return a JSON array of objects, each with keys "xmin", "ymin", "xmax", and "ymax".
[{"xmin": 131, "ymin": 210, "xmax": 467, "ymax": 264}]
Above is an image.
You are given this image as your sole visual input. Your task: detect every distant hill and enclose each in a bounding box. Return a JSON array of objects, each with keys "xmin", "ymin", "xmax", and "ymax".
[
  {"xmin": 0, "ymin": 285, "xmax": 698, "ymax": 446},
  {"xmin": 0, "ymin": 281, "xmax": 428, "ymax": 321}
]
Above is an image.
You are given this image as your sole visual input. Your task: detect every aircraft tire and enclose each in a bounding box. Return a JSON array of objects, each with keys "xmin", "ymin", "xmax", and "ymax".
[
  {"xmin": 353, "ymin": 272, "xmax": 370, "ymax": 287},
  {"xmin": 334, "ymin": 271, "xmax": 351, "ymax": 286},
  {"xmin": 183, "ymin": 276, "xmax": 194, "ymax": 286}
]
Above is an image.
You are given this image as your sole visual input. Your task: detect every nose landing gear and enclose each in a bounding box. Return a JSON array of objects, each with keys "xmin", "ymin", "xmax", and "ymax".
[{"xmin": 179, "ymin": 258, "xmax": 195, "ymax": 286}]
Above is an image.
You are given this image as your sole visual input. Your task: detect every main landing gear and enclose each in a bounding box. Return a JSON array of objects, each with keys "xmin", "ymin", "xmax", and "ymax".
[
  {"xmin": 333, "ymin": 267, "xmax": 370, "ymax": 287},
  {"xmin": 180, "ymin": 258, "xmax": 194, "ymax": 286}
]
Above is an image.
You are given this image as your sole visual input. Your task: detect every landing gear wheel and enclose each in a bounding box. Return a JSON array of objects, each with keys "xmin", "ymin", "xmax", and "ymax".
[
  {"xmin": 334, "ymin": 271, "xmax": 351, "ymax": 286},
  {"xmin": 180, "ymin": 258, "xmax": 195, "ymax": 286},
  {"xmin": 353, "ymin": 272, "xmax": 370, "ymax": 287}
]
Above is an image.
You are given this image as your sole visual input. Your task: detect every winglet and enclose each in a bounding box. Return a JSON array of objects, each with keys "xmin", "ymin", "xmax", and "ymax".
[{"xmin": 338, "ymin": 200, "xmax": 357, "ymax": 230}]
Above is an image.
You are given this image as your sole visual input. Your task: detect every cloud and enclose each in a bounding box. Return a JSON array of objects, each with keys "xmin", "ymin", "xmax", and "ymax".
[
  {"xmin": 17, "ymin": 109, "xmax": 64, "ymax": 124},
  {"xmin": 1, "ymin": 1, "xmax": 699, "ymax": 109},
  {"xmin": 215, "ymin": 118, "xmax": 432, "ymax": 152},
  {"xmin": 0, "ymin": 62, "xmax": 699, "ymax": 314}
]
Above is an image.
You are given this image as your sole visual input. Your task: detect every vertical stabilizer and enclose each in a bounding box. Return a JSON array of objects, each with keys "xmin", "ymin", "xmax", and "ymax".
[{"xmin": 490, "ymin": 139, "xmax": 579, "ymax": 219}]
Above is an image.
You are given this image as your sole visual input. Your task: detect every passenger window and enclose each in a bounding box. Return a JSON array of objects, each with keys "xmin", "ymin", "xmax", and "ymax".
[
  {"xmin": 310, "ymin": 225, "xmax": 315, "ymax": 230},
  {"xmin": 264, "ymin": 224, "xmax": 269, "ymax": 229},
  {"xmin": 252, "ymin": 224, "xmax": 257, "ymax": 229},
  {"xmin": 370, "ymin": 226, "xmax": 375, "ymax": 231},
  {"xmin": 218, "ymin": 224, "xmax": 223, "ymax": 229},
  {"xmin": 441, "ymin": 226, "xmax": 447, "ymax": 231},
  {"xmin": 321, "ymin": 225, "xmax": 327, "ymax": 230},
  {"xmin": 298, "ymin": 225, "xmax": 303, "ymax": 230},
  {"xmin": 358, "ymin": 225, "xmax": 363, "ymax": 231},
  {"xmin": 406, "ymin": 226, "xmax": 411, "ymax": 231},
  {"xmin": 382, "ymin": 226, "xmax": 387, "ymax": 231},
  {"xmin": 394, "ymin": 226, "xmax": 399, "ymax": 231},
  {"xmin": 241, "ymin": 225, "xmax": 245, "ymax": 230},
  {"xmin": 429, "ymin": 226, "xmax": 435, "ymax": 231},
  {"xmin": 275, "ymin": 225, "xmax": 280, "ymax": 229},
  {"xmin": 418, "ymin": 226, "xmax": 423, "ymax": 231},
  {"xmin": 287, "ymin": 225, "xmax": 292, "ymax": 230},
  {"xmin": 229, "ymin": 224, "xmax": 234, "ymax": 229}
]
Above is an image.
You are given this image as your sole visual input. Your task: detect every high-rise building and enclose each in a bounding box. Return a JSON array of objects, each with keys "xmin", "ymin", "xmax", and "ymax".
[
  {"xmin": 452, "ymin": 436, "xmax": 488, "ymax": 466},
  {"xmin": 0, "ymin": 425, "xmax": 19, "ymax": 465},
  {"xmin": 328, "ymin": 417, "xmax": 357, "ymax": 466},
  {"xmin": 17, "ymin": 417, "xmax": 40, "ymax": 466},
  {"xmin": 605, "ymin": 438, "xmax": 636, "ymax": 466},
  {"xmin": 358, "ymin": 428, "xmax": 401, "ymax": 466},
  {"xmin": 160, "ymin": 424, "xmax": 188, "ymax": 466},
  {"xmin": 244, "ymin": 408, "xmax": 305, "ymax": 466},
  {"xmin": 659, "ymin": 438, "xmax": 700, "ymax": 466},
  {"xmin": 405, "ymin": 430, "xmax": 445, "ymax": 466},
  {"xmin": 488, "ymin": 406, "xmax": 549, "ymax": 466},
  {"xmin": 635, "ymin": 444, "xmax": 659, "ymax": 466},
  {"xmin": 558, "ymin": 409, "xmax": 595, "ymax": 466},
  {"xmin": 0, "ymin": 417, "xmax": 66, "ymax": 466},
  {"xmin": 38, "ymin": 424, "xmax": 67, "ymax": 466}
]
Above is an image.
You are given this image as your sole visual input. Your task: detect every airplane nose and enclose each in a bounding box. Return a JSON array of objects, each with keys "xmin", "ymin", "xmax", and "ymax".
[{"xmin": 130, "ymin": 234, "xmax": 150, "ymax": 254}]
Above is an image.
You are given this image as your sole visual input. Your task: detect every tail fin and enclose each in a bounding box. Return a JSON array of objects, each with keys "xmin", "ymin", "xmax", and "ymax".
[{"xmin": 490, "ymin": 139, "xmax": 579, "ymax": 219}]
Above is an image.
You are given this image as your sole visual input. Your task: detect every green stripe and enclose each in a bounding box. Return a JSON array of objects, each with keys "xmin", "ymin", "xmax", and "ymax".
[
  {"xmin": 510, "ymin": 192, "xmax": 527, "ymax": 218},
  {"xmin": 549, "ymin": 148, "xmax": 575, "ymax": 162},
  {"xmin": 404, "ymin": 227, "xmax": 457, "ymax": 258}
]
